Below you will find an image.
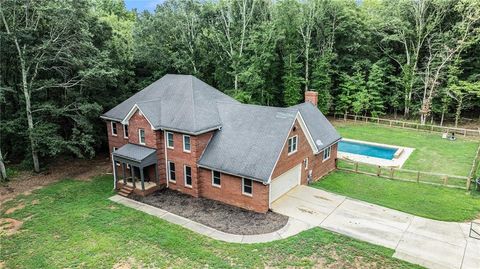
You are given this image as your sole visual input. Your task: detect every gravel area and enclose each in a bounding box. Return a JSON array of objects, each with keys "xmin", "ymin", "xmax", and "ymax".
[{"xmin": 131, "ymin": 189, "xmax": 289, "ymax": 235}]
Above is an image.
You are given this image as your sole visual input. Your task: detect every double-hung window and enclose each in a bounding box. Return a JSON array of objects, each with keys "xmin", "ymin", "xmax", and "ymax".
[
  {"xmin": 111, "ymin": 122, "xmax": 117, "ymax": 136},
  {"xmin": 123, "ymin": 124, "xmax": 129, "ymax": 138},
  {"xmin": 183, "ymin": 135, "xmax": 191, "ymax": 152},
  {"xmin": 138, "ymin": 128, "xmax": 145, "ymax": 145},
  {"xmin": 287, "ymin": 135, "xmax": 298, "ymax": 155},
  {"xmin": 323, "ymin": 146, "xmax": 331, "ymax": 161},
  {"xmin": 168, "ymin": 161, "xmax": 176, "ymax": 182},
  {"xmin": 184, "ymin": 165, "xmax": 192, "ymax": 187},
  {"xmin": 166, "ymin": 132, "xmax": 174, "ymax": 149},
  {"xmin": 212, "ymin": 171, "xmax": 221, "ymax": 187},
  {"xmin": 242, "ymin": 178, "xmax": 252, "ymax": 196}
]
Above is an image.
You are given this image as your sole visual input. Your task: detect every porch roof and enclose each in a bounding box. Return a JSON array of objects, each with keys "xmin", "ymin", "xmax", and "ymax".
[{"xmin": 112, "ymin": 143, "xmax": 157, "ymax": 167}]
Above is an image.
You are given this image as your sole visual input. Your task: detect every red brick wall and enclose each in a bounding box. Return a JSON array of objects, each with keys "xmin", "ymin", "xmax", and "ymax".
[
  {"xmin": 198, "ymin": 168, "xmax": 269, "ymax": 213},
  {"xmin": 165, "ymin": 131, "xmax": 214, "ymax": 197},
  {"xmin": 270, "ymin": 119, "xmax": 337, "ymax": 185},
  {"xmin": 128, "ymin": 110, "xmax": 156, "ymax": 148}
]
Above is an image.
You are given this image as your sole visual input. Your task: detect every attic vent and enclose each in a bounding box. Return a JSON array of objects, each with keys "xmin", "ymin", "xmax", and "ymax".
[
  {"xmin": 316, "ymin": 139, "xmax": 323, "ymax": 146},
  {"xmin": 292, "ymin": 126, "xmax": 297, "ymax": 131}
]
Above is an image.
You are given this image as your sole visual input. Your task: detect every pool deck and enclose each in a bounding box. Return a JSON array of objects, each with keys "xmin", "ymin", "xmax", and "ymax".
[{"xmin": 338, "ymin": 138, "xmax": 414, "ymax": 168}]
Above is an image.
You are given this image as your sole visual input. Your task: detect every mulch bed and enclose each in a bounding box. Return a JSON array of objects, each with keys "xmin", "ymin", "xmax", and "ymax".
[{"xmin": 131, "ymin": 189, "xmax": 289, "ymax": 235}]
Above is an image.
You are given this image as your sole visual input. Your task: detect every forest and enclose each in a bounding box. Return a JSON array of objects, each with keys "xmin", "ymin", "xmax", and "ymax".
[{"xmin": 1, "ymin": 0, "xmax": 479, "ymax": 176}]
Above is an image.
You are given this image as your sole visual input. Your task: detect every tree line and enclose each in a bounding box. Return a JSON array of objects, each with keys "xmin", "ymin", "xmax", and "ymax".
[{"xmin": 1, "ymin": 0, "xmax": 479, "ymax": 177}]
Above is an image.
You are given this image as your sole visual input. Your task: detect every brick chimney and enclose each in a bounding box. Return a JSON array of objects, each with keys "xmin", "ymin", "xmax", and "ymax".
[{"xmin": 305, "ymin": 90, "xmax": 318, "ymax": 106}]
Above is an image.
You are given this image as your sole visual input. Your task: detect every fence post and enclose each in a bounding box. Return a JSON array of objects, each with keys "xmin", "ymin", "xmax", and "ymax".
[
  {"xmin": 377, "ymin": 166, "xmax": 381, "ymax": 176},
  {"xmin": 464, "ymin": 129, "xmax": 467, "ymax": 137},
  {"xmin": 443, "ymin": 176, "xmax": 448, "ymax": 185},
  {"xmin": 466, "ymin": 177, "xmax": 472, "ymax": 191},
  {"xmin": 416, "ymin": 171, "xmax": 420, "ymax": 183},
  {"xmin": 390, "ymin": 167, "xmax": 394, "ymax": 179},
  {"xmin": 354, "ymin": 115, "xmax": 357, "ymax": 122},
  {"xmin": 377, "ymin": 118, "xmax": 380, "ymax": 124},
  {"xmin": 355, "ymin": 162, "xmax": 359, "ymax": 172},
  {"xmin": 344, "ymin": 112, "xmax": 347, "ymax": 121},
  {"xmin": 402, "ymin": 122, "xmax": 405, "ymax": 128},
  {"xmin": 389, "ymin": 120, "xmax": 392, "ymax": 127}
]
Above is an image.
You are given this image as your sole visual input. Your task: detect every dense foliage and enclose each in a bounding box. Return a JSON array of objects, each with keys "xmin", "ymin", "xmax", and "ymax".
[{"xmin": 1, "ymin": 0, "xmax": 479, "ymax": 173}]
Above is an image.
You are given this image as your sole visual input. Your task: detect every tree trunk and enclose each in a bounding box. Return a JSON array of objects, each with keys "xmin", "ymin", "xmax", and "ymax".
[
  {"xmin": 304, "ymin": 44, "xmax": 309, "ymax": 92},
  {"xmin": 454, "ymin": 97, "xmax": 463, "ymax": 128},
  {"xmin": 21, "ymin": 61, "xmax": 40, "ymax": 172},
  {"xmin": 0, "ymin": 148, "xmax": 7, "ymax": 181}
]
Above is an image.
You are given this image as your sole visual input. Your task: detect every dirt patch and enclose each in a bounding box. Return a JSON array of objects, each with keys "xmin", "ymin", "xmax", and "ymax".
[
  {"xmin": 31, "ymin": 199, "xmax": 40, "ymax": 205},
  {"xmin": 0, "ymin": 261, "xmax": 4, "ymax": 269},
  {"xmin": 112, "ymin": 257, "xmax": 142, "ymax": 269},
  {"xmin": 0, "ymin": 218, "xmax": 23, "ymax": 236},
  {"xmin": 0, "ymin": 154, "xmax": 110, "ymax": 203},
  {"xmin": 5, "ymin": 202, "xmax": 25, "ymax": 214},
  {"xmin": 132, "ymin": 189, "xmax": 288, "ymax": 235}
]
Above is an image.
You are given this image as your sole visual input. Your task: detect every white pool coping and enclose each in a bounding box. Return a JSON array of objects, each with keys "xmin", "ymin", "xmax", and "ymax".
[{"xmin": 338, "ymin": 138, "xmax": 414, "ymax": 168}]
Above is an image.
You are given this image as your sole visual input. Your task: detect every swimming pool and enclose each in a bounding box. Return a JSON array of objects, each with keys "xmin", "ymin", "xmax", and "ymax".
[{"xmin": 338, "ymin": 140, "xmax": 398, "ymax": 160}]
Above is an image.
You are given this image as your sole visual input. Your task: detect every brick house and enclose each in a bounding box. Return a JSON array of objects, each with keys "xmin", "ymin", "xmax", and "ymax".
[{"xmin": 101, "ymin": 74, "xmax": 341, "ymax": 213}]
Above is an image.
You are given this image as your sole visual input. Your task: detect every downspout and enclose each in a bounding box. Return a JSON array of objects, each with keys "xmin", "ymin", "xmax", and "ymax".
[
  {"xmin": 164, "ymin": 130, "xmax": 169, "ymax": 188},
  {"xmin": 112, "ymin": 153, "xmax": 117, "ymax": 190}
]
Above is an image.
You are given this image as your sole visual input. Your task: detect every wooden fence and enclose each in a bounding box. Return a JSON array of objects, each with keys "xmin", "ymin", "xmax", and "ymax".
[
  {"xmin": 467, "ymin": 144, "xmax": 480, "ymax": 190},
  {"xmin": 336, "ymin": 159, "xmax": 471, "ymax": 190},
  {"xmin": 334, "ymin": 114, "xmax": 480, "ymax": 138}
]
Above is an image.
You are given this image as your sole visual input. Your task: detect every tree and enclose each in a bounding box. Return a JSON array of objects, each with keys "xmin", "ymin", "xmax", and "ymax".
[
  {"xmin": 366, "ymin": 63, "xmax": 385, "ymax": 117},
  {"xmin": 283, "ymin": 54, "xmax": 303, "ymax": 106},
  {"xmin": 297, "ymin": 0, "xmax": 317, "ymax": 92},
  {"xmin": 311, "ymin": 52, "xmax": 335, "ymax": 113}
]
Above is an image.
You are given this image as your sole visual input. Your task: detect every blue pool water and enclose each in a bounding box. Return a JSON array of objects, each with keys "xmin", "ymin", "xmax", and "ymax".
[{"xmin": 338, "ymin": 140, "xmax": 397, "ymax": 160}]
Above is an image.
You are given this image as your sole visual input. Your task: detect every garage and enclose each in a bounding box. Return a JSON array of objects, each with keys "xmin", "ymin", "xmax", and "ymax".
[{"xmin": 270, "ymin": 164, "xmax": 301, "ymax": 203}]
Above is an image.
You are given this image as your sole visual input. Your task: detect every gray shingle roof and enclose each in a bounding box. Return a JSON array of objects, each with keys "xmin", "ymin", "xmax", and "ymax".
[
  {"xmin": 198, "ymin": 103, "xmax": 298, "ymax": 183},
  {"xmin": 291, "ymin": 102, "xmax": 341, "ymax": 151},
  {"xmin": 101, "ymin": 74, "xmax": 238, "ymax": 134},
  {"xmin": 113, "ymin": 143, "xmax": 156, "ymax": 162}
]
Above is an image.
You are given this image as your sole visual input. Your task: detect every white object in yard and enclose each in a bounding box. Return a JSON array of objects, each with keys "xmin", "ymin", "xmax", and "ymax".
[
  {"xmin": 270, "ymin": 164, "xmax": 301, "ymax": 203},
  {"xmin": 442, "ymin": 132, "xmax": 448, "ymax": 139}
]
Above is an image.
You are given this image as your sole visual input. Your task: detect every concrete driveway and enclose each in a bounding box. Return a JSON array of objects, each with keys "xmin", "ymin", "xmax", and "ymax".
[{"xmin": 271, "ymin": 185, "xmax": 480, "ymax": 269}]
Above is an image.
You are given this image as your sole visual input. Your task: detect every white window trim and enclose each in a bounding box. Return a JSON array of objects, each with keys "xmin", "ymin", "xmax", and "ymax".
[
  {"xmin": 167, "ymin": 161, "xmax": 176, "ymax": 182},
  {"xmin": 287, "ymin": 135, "xmax": 298, "ymax": 155},
  {"xmin": 323, "ymin": 146, "xmax": 332, "ymax": 162},
  {"xmin": 183, "ymin": 135, "xmax": 191, "ymax": 153},
  {"xmin": 111, "ymin": 122, "xmax": 118, "ymax": 136},
  {"xmin": 184, "ymin": 165, "xmax": 192, "ymax": 188},
  {"xmin": 304, "ymin": 157, "xmax": 309, "ymax": 170},
  {"xmin": 138, "ymin": 128, "xmax": 146, "ymax": 145},
  {"xmin": 211, "ymin": 170, "xmax": 221, "ymax": 188},
  {"xmin": 166, "ymin": 132, "xmax": 174, "ymax": 149},
  {"xmin": 242, "ymin": 178, "xmax": 253, "ymax": 197},
  {"xmin": 123, "ymin": 124, "xmax": 128, "ymax": 139}
]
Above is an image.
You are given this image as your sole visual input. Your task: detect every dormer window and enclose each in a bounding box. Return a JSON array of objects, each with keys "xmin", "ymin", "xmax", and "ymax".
[
  {"xmin": 288, "ymin": 135, "xmax": 298, "ymax": 155},
  {"xmin": 139, "ymin": 128, "xmax": 145, "ymax": 145},
  {"xmin": 111, "ymin": 122, "xmax": 117, "ymax": 136}
]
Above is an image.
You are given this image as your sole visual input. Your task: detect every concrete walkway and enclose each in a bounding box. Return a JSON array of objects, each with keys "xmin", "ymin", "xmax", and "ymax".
[
  {"xmin": 109, "ymin": 195, "xmax": 313, "ymax": 243},
  {"xmin": 271, "ymin": 186, "xmax": 480, "ymax": 269}
]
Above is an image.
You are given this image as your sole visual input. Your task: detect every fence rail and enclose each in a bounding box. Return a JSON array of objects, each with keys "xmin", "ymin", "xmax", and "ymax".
[
  {"xmin": 336, "ymin": 159, "xmax": 470, "ymax": 190},
  {"xmin": 334, "ymin": 114, "xmax": 480, "ymax": 137}
]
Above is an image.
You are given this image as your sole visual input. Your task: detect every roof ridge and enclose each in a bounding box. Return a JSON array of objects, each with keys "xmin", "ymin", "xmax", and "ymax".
[{"xmin": 215, "ymin": 101, "xmax": 298, "ymax": 111}]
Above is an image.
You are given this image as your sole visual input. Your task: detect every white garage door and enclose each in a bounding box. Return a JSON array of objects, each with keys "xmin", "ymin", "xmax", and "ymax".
[{"xmin": 270, "ymin": 164, "xmax": 301, "ymax": 203}]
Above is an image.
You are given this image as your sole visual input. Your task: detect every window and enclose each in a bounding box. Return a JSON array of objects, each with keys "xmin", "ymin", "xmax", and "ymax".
[
  {"xmin": 168, "ymin": 161, "xmax": 176, "ymax": 182},
  {"xmin": 111, "ymin": 122, "xmax": 117, "ymax": 136},
  {"xmin": 139, "ymin": 128, "xmax": 145, "ymax": 145},
  {"xmin": 184, "ymin": 165, "xmax": 192, "ymax": 187},
  {"xmin": 183, "ymin": 135, "xmax": 191, "ymax": 152},
  {"xmin": 242, "ymin": 178, "xmax": 252, "ymax": 196},
  {"xmin": 167, "ymin": 132, "xmax": 174, "ymax": 149},
  {"xmin": 304, "ymin": 158, "xmax": 309, "ymax": 170},
  {"xmin": 123, "ymin": 124, "xmax": 129, "ymax": 138},
  {"xmin": 323, "ymin": 146, "xmax": 331, "ymax": 161},
  {"xmin": 287, "ymin": 135, "xmax": 298, "ymax": 154},
  {"xmin": 212, "ymin": 171, "xmax": 221, "ymax": 187}
]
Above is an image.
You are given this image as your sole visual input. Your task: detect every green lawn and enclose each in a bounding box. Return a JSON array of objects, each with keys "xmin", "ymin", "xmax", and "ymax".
[
  {"xmin": 0, "ymin": 175, "xmax": 420, "ymax": 269},
  {"xmin": 334, "ymin": 122, "xmax": 479, "ymax": 176},
  {"xmin": 313, "ymin": 171, "xmax": 480, "ymax": 222}
]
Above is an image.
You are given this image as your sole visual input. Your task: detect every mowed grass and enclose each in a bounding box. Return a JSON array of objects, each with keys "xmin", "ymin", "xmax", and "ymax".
[
  {"xmin": 0, "ymin": 175, "xmax": 420, "ymax": 269},
  {"xmin": 334, "ymin": 122, "xmax": 479, "ymax": 176},
  {"xmin": 313, "ymin": 171, "xmax": 480, "ymax": 221}
]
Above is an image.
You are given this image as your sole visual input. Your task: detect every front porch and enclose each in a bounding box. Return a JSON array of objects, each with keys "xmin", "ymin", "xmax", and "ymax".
[{"xmin": 112, "ymin": 143, "xmax": 163, "ymax": 196}]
